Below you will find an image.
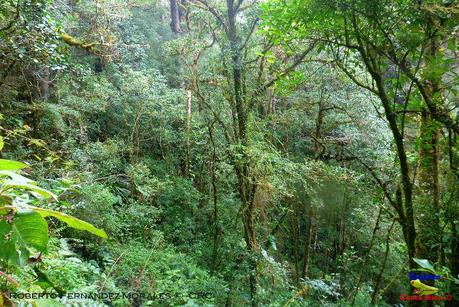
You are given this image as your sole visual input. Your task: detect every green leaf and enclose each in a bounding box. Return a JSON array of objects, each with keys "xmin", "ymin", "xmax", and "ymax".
[
  {"xmin": 14, "ymin": 210, "xmax": 49, "ymax": 252},
  {"xmin": 411, "ymin": 268, "xmax": 436, "ymax": 274},
  {"xmin": 29, "ymin": 206, "xmax": 108, "ymax": 239},
  {"xmin": 0, "ymin": 170, "xmax": 57, "ymax": 199},
  {"xmin": 0, "ymin": 170, "xmax": 35, "ymax": 184},
  {"xmin": 0, "ymin": 136, "xmax": 3, "ymax": 151},
  {"xmin": 0, "ymin": 221, "xmax": 21, "ymax": 265},
  {"xmin": 0, "ymin": 210, "xmax": 49, "ymax": 266},
  {"xmin": 0, "ymin": 159, "xmax": 28, "ymax": 171},
  {"xmin": 413, "ymin": 258, "xmax": 435, "ymax": 273},
  {"xmin": 2, "ymin": 181, "xmax": 57, "ymax": 200}
]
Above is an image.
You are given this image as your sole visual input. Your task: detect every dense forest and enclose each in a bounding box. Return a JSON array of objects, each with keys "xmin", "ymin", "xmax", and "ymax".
[{"xmin": 0, "ymin": 0, "xmax": 458, "ymax": 306}]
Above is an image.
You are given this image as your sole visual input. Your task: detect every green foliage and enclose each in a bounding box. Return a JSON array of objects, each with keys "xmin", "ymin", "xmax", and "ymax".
[
  {"xmin": 0, "ymin": 0, "xmax": 65, "ymax": 70},
  {"xmin": 0, "ymin": 155, "xmax": 106, "ymax": 296},
  {"xmin": 75, "ymin": 183, "xmax": 120, "ymax": 236},
  {"xmin": 108, "ymin": 242, "xmax": 227, "ymax": 306},
  {"xmin": 1, "ymin": 0, "xmax": 458, "ymax": 306}
]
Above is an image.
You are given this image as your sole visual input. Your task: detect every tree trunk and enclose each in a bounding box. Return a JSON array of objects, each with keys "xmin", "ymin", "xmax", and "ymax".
[
  {"xmin": 169, "ymin": 0, "xmax": 191, "ymax": 177},
  {"xmin": 448, "ymin": 220, "xmax": 459, "ymax": 304},
  {"xmin": 226, "ymin": 0, "xmax": 258, "ymax": 304},
  {"xmin": 169, "ymin": 0, "xmax": 180, "ymax": 34},
  {"xmin": 363, "ymin": 56, "xmax": 416, "ymax": 269},
  {"xmin": 417, "ymin": 110, "xmax": 441, "ymax": 264},
  {"xmin": 349, "ymin": 14, "xmax": 417, "ymax": 269}
]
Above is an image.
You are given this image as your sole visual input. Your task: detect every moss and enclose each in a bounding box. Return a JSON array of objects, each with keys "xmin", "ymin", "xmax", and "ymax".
[{"xmin": 61, "ymin": 34, "xmax": 98, "ymax": 51}]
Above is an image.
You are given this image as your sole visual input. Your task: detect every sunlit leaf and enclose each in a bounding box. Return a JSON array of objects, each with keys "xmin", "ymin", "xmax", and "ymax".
[
  {"xmin": 2, "ymin": 181, "xmax": 57, "ymax": 200},
  {"xmin": 0, "ymin": 159, "xmax": 28, "ymax": 171},
  {"xmin": 29, "ymin": 206, "xmax": 108, "ymax": 239}
]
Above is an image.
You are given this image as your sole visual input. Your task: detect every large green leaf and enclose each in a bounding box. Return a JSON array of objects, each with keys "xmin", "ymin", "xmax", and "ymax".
[
  {"xmin": 0, "ymin": 220, "xmax": 23, "ymax": 265},
  {"xmin": 30, "ymin": 206, "xmax": 108, "ymax": 239},
  {"xmin": 0, "ymin": 159, "xmax": 28, "ymax": 171},
  {"xmin": 0, "ymin": 210, "xmax": 49, "ymax": 266},
  {"xmin": 413, "ymin": 258, "xmax": 435, "ymax": 273},
  {"xmin": 2, "ymin": 181, "xmax": 57, "ymax": 199},
  {"xmin": 14, "ymin": 210, "xmax": 49, "ymax": 252},
  {"xmin": 0, "ymin": 170, "xmax": 57, "ymax": 199},
  {"xmin": 0, "ymin": 170, "xmax": 34, "ymax": 184}
]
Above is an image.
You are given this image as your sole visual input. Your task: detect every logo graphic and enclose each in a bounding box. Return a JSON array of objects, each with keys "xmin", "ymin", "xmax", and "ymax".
[
  {"xmin": 410, "ymin": 279, "xmax": 439, "ymax": 295},
  {"xmin": 409, "ymin": 273, "xmax": 441, "ymax": 282},
  {"xmin": 400, "ymin": 272, "xmax": 453, "ymax": 302}
]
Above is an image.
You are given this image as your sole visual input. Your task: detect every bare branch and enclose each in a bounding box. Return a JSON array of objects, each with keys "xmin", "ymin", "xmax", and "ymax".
[
  {"xmin": 250, "ymin": 42, "xmax": 316, "ymax": 104},
  {"xmin": 192, "ymin": 0, "xmax": 228, "ymax": 34},
  {"xmin": 239, "ymin": 17, "xmax": 259, "ymax": 51}
]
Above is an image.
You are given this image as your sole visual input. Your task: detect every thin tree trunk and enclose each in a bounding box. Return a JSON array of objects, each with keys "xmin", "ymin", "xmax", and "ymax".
[
  {"xmin": 371, "ymin": 219, "xmax": 396, "ymax": 305},
  {"xmin": 447, "ymin": 219, "xmax": 459, "ymax": 305},
  {"xmin": 184, "ymin": 90, "xmax": 192, "ymax": 176},
  {"xmin": 302, "ymin": 205, "xmax": 315, "ymax": 279},
  {"xmin": 351, "ymin": 207, "xmax": 383, "ymax": 305},
  {"xmin": 208, "ymin": 122, "xmax": 220, "ymax": 271},
  {"xmin": 291, "ymin": 201, "xmax": 300, "ymax": 283},
  {"xmin": 267, "ymin": 86, "xmax": 275, "ymax": 115}
]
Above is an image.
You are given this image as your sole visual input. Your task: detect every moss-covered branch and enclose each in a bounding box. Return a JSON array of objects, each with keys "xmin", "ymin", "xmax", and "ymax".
[{"xmin": 61, "ymin": 34, "xmax": 99, "ymax": 52}]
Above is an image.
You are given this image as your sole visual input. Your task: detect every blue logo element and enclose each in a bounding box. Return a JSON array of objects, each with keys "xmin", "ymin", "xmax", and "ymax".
[{"xmin": 409, "ymin": 273, "xmax": 441, "ymax": 281}]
